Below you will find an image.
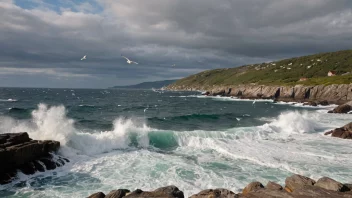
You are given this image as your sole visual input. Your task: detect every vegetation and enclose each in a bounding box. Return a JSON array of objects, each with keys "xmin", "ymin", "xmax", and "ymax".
[{"xmin": 170, "ymin": 50, "xmax": 352, "ymax": 88}]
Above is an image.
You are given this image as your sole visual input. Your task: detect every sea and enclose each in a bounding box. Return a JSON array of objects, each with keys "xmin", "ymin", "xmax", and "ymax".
[{"xmin": 0, "ymin": 87, "xmax": 351, "ymax": 197}]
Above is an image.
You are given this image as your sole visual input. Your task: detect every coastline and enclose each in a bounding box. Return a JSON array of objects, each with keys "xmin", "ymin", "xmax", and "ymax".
[{"xmin": 166, "ymin": 84, "xmax": 352, "ymax": 105}]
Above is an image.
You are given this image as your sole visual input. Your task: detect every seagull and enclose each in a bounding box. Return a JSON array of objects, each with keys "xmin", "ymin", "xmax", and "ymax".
[
  {"xmin": 81, "ymin": 55, "xmax": 86, "ymax": 61},
  {"xmin": 172, "ymin": 64, "xmax": 176, "ymax": 67},
  {"xmin": 121, "ymin": 55, "xmax": 138, "ymax": 64}
]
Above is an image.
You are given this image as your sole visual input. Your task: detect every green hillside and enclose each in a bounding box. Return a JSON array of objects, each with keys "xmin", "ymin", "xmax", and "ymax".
[{"xmin": 170, "ymin": 50, "xmax": 352, "ymax": 88}]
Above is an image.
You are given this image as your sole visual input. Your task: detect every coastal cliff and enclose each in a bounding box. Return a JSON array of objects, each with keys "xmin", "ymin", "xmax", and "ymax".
[
  {"xmin": 166, "ymin": 49, "xmax": 352, "ymax": 104},
  {"xmin": 167, "ymin": 84, "xmax": 352, "ymax": 104}
]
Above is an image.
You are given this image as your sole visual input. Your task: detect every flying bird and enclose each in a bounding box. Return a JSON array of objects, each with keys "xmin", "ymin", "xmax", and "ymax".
[
  {"xmin": 122, "ymin": 55, "xmax": 138, "ymax": 64},
  {"xmin": 172, "ymin": 64, "xmax": 176, "ymax": 67},
  {"xmin": 81, "ymin": 55, "xmax": 87, "ymax": 61}
]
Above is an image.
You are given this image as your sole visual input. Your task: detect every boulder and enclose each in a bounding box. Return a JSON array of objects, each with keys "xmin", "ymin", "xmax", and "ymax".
[
  {"xmin": 330, "ymin": 101, "xmax": 352, "ymax": 114},
  {"xmin": 189, "ymin": 188, "xmax": 237, "ymax": 198},
  {"xmin": 0, "ymin": 132, "xmax": 66, "ymax": 184},
  {"xmin": 324, "ymin": 123, "xmax": 352, "ymax": 139},
  {"xmin": 315, "ymin": 177, "xmax": 349, "ymax": 192},
  {"xmin": 87, "ymin": 192, "xmax": 105, "ymax": 198},
  {"xmin": 242, "ymin": 182, "xmax": 264, "ymax": 195},
  {"xmin": 238, "ymin": 189, "xmax": 294, "ymax": 198},
  {"xmin": 105, "ymin": 189, "xmax": 130, "ymax": 198},
  {"xmin": 266, "ymin": 181, "xmax": 283, "ymax": 190},
  {"xmin": 285, "ymin": 174, "xmax": 315, "ymax": 192},
  {"xmin": 318, "ymin": 100, "xmax": 329, "ymax": 106},
  {"xmin": 303, "ymin": 101, "xmax": 317, "ymax": 106},
  {"xmin": 125, "ymin": 186, "xmax": 184, "ymax": 198},
  {"xmin": 292, "ymin": 185, "xmax": 352, "ymax": 198}
]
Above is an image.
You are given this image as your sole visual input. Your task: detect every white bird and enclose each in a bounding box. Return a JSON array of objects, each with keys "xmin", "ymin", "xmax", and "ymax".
[
  {"xmin": 253, "ymin": 100, "xmax": 256, "ymax": 105},
  {"xmin": 81, "ymin": 55, "xmax": 86, "ymax": 60},
  {"xmin": 122, "ymin": 55, "xmax": 138, "ymax": 64},
  {"xmin": 172, "ymin": 64, "xmax": 176, "ymax": 67}
]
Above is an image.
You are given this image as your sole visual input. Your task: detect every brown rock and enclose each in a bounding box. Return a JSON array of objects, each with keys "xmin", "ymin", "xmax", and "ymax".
[
  {"xmin": 285, "ymin": 174, "xmax": 316, "ymax": 192},
  {"xmin": 318, "ymin": 100, "xmax": 329, "ymax": 106},
  {"xmin": 105, "ymin": 189, "xmax": 130, "ymax": 198},
  {"xmin": 330, "ymin": 101, "xmax": 352, "ymax": 114},
  {"xmin": 87, "ymin": 192, "xmax": 105, "ymax": 198},
  {"xmin": 324, "ymin": 126, "xmax": 352, "ymax": 139},
  {"xmin": 242, "ymin": 182, "xmax": 264, "ymax": 195},
  {"xmin": 239, "ymin": 189, "xmax": 294, "ymax": 198},
  {"xmin": 189, "ymin": 188, "xmax": 237, "ymax": 198},
  {"xmin": 125, "ymin": 186, "xmax": 184, "ymax": 198},
  {"xmin": 315, "ymin": 177, "xmax": 349, "ymax": 192},
  {"xmin": 266, "ymin": 181, "xmax": 283, "ymax": 191},
  {"xmin": 292, "ymin": 185, "xmax": 352, "ymax": 198}
]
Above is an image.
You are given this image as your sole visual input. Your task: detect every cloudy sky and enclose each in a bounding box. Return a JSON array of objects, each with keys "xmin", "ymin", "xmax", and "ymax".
[{"xmin": 1, "ymin": 0, "xmax": 352, "ymax": 88}]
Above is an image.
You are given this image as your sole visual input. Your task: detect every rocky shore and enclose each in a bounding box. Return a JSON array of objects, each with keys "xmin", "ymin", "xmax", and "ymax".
[
  {"xmin": 325, "ymin": 122, "xmax": 352, "ymax": 139},
  {"xmin": 0, "ymin": 132, "xmax": 68, "ymax": 184},
  {"xmin": 88, "ymin": 174, "xmax": 352, "ymax": 198},
  {"xmin": 167, "ymin": 84, "xmax": 352, "ymax": 105}
]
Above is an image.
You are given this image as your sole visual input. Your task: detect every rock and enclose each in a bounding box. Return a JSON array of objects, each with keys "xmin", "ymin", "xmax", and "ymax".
[
  {"xmin": 238, "ymin": 189, "xmax": 294, "ymax": 198},
  {"xmin": 242, "ymin": 182, "xmax": 264, "ymax": 195},
  {"xmin": 292, "ymin": 185, "xmax": 352, "ymax": 198},
  {"xmin": 266, "ymin": 181, "xmax": 283, "ymax": 190},
  {"xmin": 318, "ymin": 100, "xmax": 329, "ymax": 106},
  {"xmin": 125, "ymin": 186, "xmax": 184, "ymax": 198},
  {"xmin": 33, "ymin": 161, "xmax": 45, "ymax": 172},
  {"xmin": 189, "ymin": 188, "xmax": 237, "ymax": 198},
  {"xmin": 105, "ymin": 189, "xmax": 130, "ymax": 198},
  {"xmin": 303, "ymin": 101, "xmax": 317, "ymax": 106},
  {"xmin": 0, "ymin": 132, "xmax": 65, "ymax": 184},
  {"xmin": 285, "ymin": 174, "xmax": 316, "ymax": 192},
  {"xmin": 40, "ymin": 158, "xmax": 57, "ymax": 170},
  {"xmin": 330, "ymin": 101, "xmax": 352, "ymax": 114},
  {"xmin": 344, "ymin": 184, "xmax": 352, "ymax": 191},
  {"xmin": 87, "ymin": 192, "xmax": 105, "ymax": 198},
  {"xmin": 324, "ymin": 123, "xmax": 352, "ymax": 139},
  {"xmin": 315, "ymin": 177, "xmax": 349, "ymax": 192},
  {"xmin": 19, "ymin": 162, "xmax": 36, "ymax": 175}
]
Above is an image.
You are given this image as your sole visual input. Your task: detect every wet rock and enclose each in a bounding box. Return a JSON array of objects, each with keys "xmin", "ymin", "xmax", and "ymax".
[
  {"xmin": 125, "ymin": 186, "xmax": 184, "ymax": 198},
  {"xmin": 303, "ymin": 101, "xmax": 317, "ymax": 106},
  {"xmin": 19, "ymin": 162, "xmax": 36, "ymax": 175},
  {"xmin": 315, "ymin": 177, "xmax": 349, "ymax": 192},
  {"xmin": 285, "ymin": 174, "xmax": 316, "ymax": 192},
  {"xmin": 33, "ymin": 161, "xmax": 45, "ymax": 172},
  {"xmin": 189, "ymin": 188, "xmax": 237, "ymax": 198},
  {"xmin": 266, "ymin": 181, "xmax": 283, "ymax": 190},
  {"xmin": 0, "ymin": 132, "xmax": 65, "ymax": 184},
  {"xmin": 324, "ymin": 122, "xmax": 352, "ymax": 139},
  {"xmin": 87, "ymin": 192, "xmax": 105, "ymax": 198},
  {"xmin": 39, "ymin": 158, "xmax": 57, "ymax": 170},
  {"xmin": 330, "ymin": 101, "xmax": 352, "ymax": 113},
  {"xmin": 318, "ymin": 100, "xmax": 329, "ymax": 106},
  {"xmin": 242, "ymin": 182, "xmax": 264, "ymax": 195},
  {"xmin": 105, "ymin": 189, "xmax": 130, "ymax": 198}
]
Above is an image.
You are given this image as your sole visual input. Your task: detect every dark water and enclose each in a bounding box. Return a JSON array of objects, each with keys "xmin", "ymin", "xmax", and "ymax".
[{"xmin": 0, "ymin": 88, "xmax": 307, "ymax": 132}]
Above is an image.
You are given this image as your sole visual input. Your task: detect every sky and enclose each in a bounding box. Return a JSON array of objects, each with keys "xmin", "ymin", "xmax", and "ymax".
[{"xmin": 1, "ymin": 0, "xmax": 352, "ymax": 88}]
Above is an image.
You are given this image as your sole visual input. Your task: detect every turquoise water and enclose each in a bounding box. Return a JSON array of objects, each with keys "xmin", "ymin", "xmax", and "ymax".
[{"xmin": 0, "ymin": 88, "xmax": 351, "ymax": 197}]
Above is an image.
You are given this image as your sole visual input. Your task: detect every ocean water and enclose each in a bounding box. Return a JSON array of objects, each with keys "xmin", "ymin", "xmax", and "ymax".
[{"xmin": 0, "ymin": 88, "xmax": 352, "ymax": 197}]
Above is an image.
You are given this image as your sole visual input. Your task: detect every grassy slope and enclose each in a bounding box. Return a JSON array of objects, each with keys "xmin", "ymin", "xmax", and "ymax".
[{"xmin": 171, "ymin": 50, "xmax": 352, "ymax": 88}]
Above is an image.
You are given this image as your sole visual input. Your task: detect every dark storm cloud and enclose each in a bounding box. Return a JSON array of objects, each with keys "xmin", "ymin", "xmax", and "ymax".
[{"xmin": 0, "ymin": 0, "xmax": 351, "ymax": 88}]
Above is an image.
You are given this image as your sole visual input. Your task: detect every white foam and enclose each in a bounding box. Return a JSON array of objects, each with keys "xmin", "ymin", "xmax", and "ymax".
[{"xmin": 0, "ymin": 104, "xmax": 151, "ymax": 156}]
